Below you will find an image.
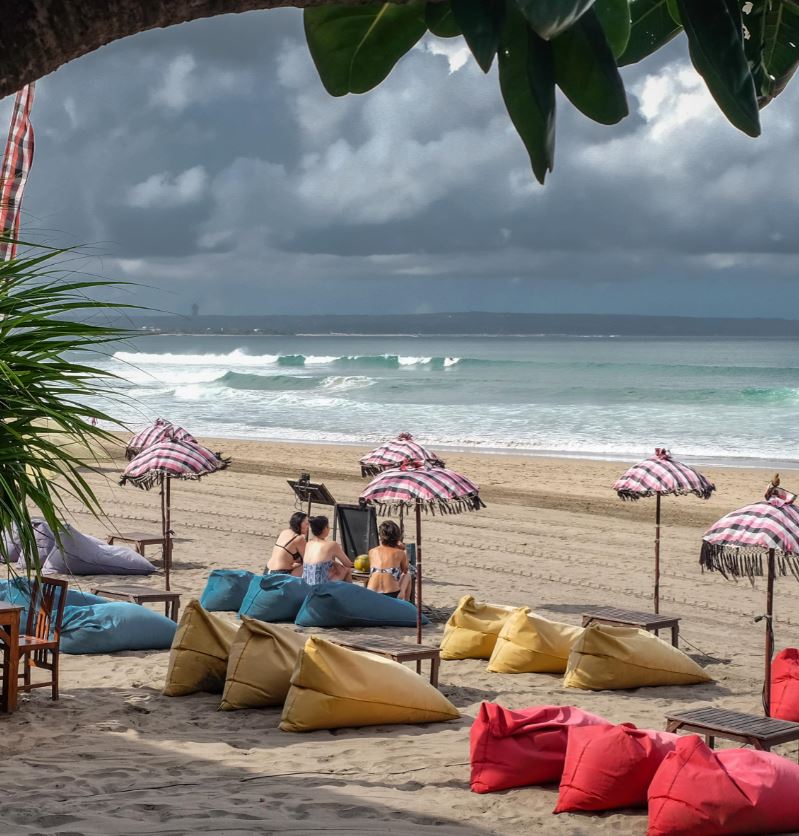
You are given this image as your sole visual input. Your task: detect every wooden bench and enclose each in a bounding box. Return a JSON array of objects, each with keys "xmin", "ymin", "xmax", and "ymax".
[
  {"xmin": 106, "ymin": 532, "xmax": 165, "ymax": 558},
  {"xmin": 582, "ymin": 606, "xmax": 680, "ymax": 647},
  {"xmin": 90, "ymin": 585, "xmax": 181, "ymax": 621},
  {"xmin": 666, "ymin": 707, "xmax": 799, "ymax": 754},
  {"xmin": 323, "ymin": 635, "xmax": 441, "ymax": 688}
]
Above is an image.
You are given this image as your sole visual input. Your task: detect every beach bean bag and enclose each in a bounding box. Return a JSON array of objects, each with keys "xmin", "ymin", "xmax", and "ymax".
[
  {"xmin": 647, "ymin": 735, "xmax": 799, "ymax": 836},
  {"xmin": 440, "ymin": 596, "xmax": 524, "ymax": 660},
  {"xmin": 219, "ymin": 616, "xmax": 306, "ymax": 710},
  {"xmin": 294, "ymin": 582, "xmax": 424, "ymax": 628},
  {"xmin": 238, "ymin": 574, "xmax": 310, "ymax": 622},
  {"xmin": 771, "ymin": 648, "xmax": 799, "ymax": 721},
  {"xmin": 42, "ymin": 524, "xmax": 155, "ymax": 575},
  {"xmin": 32, "ymin": 518, "xmax": 56, "ymax": 562},
  {"xmin": 487, "ymin": 608, "xmax": 583, "ymax": 674},
  {"xmin": 163, "ymin": 600, "xmax": 239, "ymax": 696},
  {"xmin": 200, "ymin": 569, "xmax": 255, "ymax": 612},
  {"xmin": 280, "ymin": 636, "xmax": 459, "ymax": 732},
  {"xmin": 60, "ymin": 601, "xmax": 176, "ymax": 654},
  {"xmin": 555, "ymin": 723, "xmax": 679, "ymax": 812},
  {"xmin": 469, "ymin": 702, "xmax": 608, "ymax": 793},
  {"xmin": 563, "ymin": 624, "xmax": 712, "ymax": 690},
  {"xmin": 0, "ymin": 578, "xmax": 107, "ymax": 634},
  {"xmin": 1, "ymin": 527, "xmax": 22, "ymax": 565}
]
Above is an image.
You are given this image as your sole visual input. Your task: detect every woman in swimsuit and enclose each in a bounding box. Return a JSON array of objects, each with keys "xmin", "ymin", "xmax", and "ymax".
[
  {"xmin": 266, "ymin": 511, "xmax": 308, "ymax": 576},
  {"xmin": 367, "ymin": 520, "xmax": 411, "ymax": 599},
  {"xmin": 302, "ymin": 515, "xmax": 353, "ymax": 585}
]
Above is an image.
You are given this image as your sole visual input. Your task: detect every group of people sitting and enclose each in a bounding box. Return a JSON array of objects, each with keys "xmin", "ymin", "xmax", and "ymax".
[{"xmin": 266, "ymin": 511, "xmax": 412, "ymax": 600}]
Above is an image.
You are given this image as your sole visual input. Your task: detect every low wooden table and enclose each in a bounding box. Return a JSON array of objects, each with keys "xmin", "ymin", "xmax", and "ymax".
[
  {"xmin": 106, "ymin": 532, "xmax": 165, "ymax": 558},
  {"xmin": 90, "ymin": 585, "xmax": 181, "ymax": 621},
  {"xmin": 582, "ymin": 606, "xmax": 681, "ymax": 647},
  {"xmin": 0, "ymin": 602, "xmax": 23, "ymax": 713},
  {"xmin": 666, "ymin": 707, "xmax": 799, "ymax": 753},
  {"xmin": 324, "ymin": 635, "xmax": 441, "ymax": 688}
]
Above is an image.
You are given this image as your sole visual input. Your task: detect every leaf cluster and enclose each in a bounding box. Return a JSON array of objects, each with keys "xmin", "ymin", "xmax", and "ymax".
[
  {"xmin": 304, "ymin": 0, "xmax": 799, "ymax": 183},
  {"xmin": 0, "ymin": 240, "xmax": 134, "ymax": 575}
]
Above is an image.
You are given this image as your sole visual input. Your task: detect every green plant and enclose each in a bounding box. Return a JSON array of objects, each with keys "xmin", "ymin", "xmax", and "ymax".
[
  {"xmin": 304, "ymin": 0, "xmax": 799, "ymax": 183},
  {"xmin": 0, "ymin": 239, "xmax": 133, "ymax": 574}
]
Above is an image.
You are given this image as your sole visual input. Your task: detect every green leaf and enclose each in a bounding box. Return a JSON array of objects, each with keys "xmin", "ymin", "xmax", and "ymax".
[
  {"xmin": 426, "ymin": 2, "xmax": 462, "ymax": 37},
  {"xmin": 618, "ymin": 0, "xmax": 682, "ymax": 66},
  {"xmin": 742, "ymin": 0, "xmax": 771, "ymax": 101},
  {"xmin": 451, "ymin": 0, "xmax": 505, "ymax": 72},
  {"xmin": 761, "ymin": 0, "xmax": 799, "ymax": 105},
  {"xmin": 676, "ymin": 0, "xmax": 760, "ymax": 136},
  {"xmin": 498, "ymin": 6, "xmax": 556, "ymax": 183},
  {"xmin": 666, "ymin": 0, "xmax": 682, "ymax": 24},
  {"xmin": 552, "ymin": 8, "xmax": 629, "ymax": 124},
  {"xmin": 513, "ymin": 0, "xmax": 596, "ymax": 39},
  {"xmin": 303, "ymin": 3, "xmax": 427, "ymax": 96},
  {"xmin": 595, "ymin": 0, "xmax": 632, "ymax": 57}
]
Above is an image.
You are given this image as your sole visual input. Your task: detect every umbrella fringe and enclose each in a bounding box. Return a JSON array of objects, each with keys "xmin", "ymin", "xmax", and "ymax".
[
  {"xmin": 367, "ymin": 495, "xmax": 485, "ymax": 517},
  {"xmin": 119, "ymin": 469, "xmax": 223, "ymax": 491},
  {"xmin": 617, "ymin": 488, "xmax": 714, "ymax": 501},
  {"xmin": 700, "ymin": 542, "xmax": 799, "ymax": 584}
]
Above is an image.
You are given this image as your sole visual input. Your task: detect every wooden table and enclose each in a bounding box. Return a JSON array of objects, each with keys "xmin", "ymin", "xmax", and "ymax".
[
  {"xmin": 582, "ymin": 606, "xmax": 681, "ymax": 647},
  {"xmin": 0, "ymin": 602, "xmax": 23, "ymax": 713},
  {"xmin": 666, "ymin": 707, "xmax": 799, "ymax": 753},
  {"xmin": 90, "ymin": 585, "xmax": 181, "ymax": 621},
  {"xmin": 106, "ymin": 532, "xmax": 165, "ymax": 558},
  {"xmin": 323, "ymin": 634, "xmax": 441, "ymax": 687}
]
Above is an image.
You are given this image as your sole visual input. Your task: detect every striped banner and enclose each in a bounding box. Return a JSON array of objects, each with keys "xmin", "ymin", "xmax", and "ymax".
[
  {"xmin": 360, "ymin": 432, "xmax": 445, "ymax": 477},
  {"xmin": 360, "ymin": 464, "xmax": 484, "ymax": 515},
  {"xmin": 613, "ymin": 448, "xmax": 715, "ymax": 500},
  {"xmin": 120, "ymin": 438, "xmax": 229, "ymax": 490},
  {"xmin": 0, "ymin": 83, "xmax": 35, "ymax": 261}
]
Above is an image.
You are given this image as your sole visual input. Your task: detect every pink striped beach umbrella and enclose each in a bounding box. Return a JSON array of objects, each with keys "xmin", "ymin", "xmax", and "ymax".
[
  {"xmin": 614, "ymin": 448, "xmax": 715, "ymax": 613},
  {"xmin": 125, "ymin": 418, "xmax": 196, "ymax": 460},
  {"xmin": 359, "ymin": 432, "xmax": 445, "ymax": 477},
  {"xmin": 360, "ymin": 462, "xmax": 485, "ymax": 643},
  {"xmin": 0, "ymin": 83, "xmax": 35, "ymax": 261},
  {"xmin": 121, "ymin": 438, "xmax": 229, "ymax": 589},
  {"xmin": 701, "ymin": 476, "xmax": 799, "ymax": 715}
]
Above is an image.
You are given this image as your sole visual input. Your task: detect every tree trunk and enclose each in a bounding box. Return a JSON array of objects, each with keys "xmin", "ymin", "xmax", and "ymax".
[{"xmin": 1, "ymin": 0, "xmax": 440, "ymax": 99}]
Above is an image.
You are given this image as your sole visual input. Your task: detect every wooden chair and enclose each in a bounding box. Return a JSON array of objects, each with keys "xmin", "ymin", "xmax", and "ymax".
[{"xmin": 17, "ymin": 576, "xmax": 68, "ymax": 700}]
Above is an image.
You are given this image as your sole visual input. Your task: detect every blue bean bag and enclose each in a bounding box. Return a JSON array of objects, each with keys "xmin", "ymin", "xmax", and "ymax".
[
  {"xmin": 60, "ymin": 601, "xmax": 177, "ymax": 654},
  {"xmin": 295, "ymin": 582, "xmax": 428, "ymax": 628},
  {"xmin": 199, "ymin": 569, "xmax": 255, "ymax": 611},
  {"xmin": 0, "ymin": 578, "xmax": 107, "ymax": 632},
  {"xmin": 239, "ymin": 574, "xmax": 311, "ymax": 622}
]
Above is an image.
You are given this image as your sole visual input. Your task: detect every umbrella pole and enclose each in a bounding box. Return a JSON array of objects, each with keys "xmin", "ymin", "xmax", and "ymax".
[
  {"xmin": 654, "ymin": 493, "xmax": 661, "ymax": 614},
  {"xmin": 764, "ymin": 547, "xmax": 775, "ymax": 716},
  {"xmin": 164, "ymin": 476, "xmax": 172, "ymax": 591},
  {"xmin": 416, "ymin": 499, "xmax": 423, "ymax": 652}
]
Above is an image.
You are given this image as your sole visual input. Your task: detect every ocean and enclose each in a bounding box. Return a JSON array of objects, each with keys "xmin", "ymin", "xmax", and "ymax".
[{"xmin": 87, "ymin": 334, "xmax": 799, "ymax": 467}]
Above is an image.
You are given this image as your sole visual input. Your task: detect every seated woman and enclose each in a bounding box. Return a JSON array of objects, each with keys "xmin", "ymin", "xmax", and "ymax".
[
  {"xmin": 367, "ymin": 520, "xmax": 412, "ymax": 600},
  {"xmin": 265, "ymin": 511, "xmax": 308, "ymax": 576},
  {"xmin": 302, "ymin": 515, "xmax": 353, "ymax": 584}
]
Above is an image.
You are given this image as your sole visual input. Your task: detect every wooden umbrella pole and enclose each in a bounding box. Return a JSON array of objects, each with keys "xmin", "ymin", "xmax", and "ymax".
[
  {"xmin": 416, "ymin": 499, "xmax": 423, "ymax": 650},
  {"xmin": 164, "ymin": 475, "xmax": 172, "ymax": 592},
  {"xmin": 764, "ymin": 547, "xmax": 775, "ymax": 716},
  {"xmin": 654, "ymin": 493, "xmax": 661, "ymax": 614}
]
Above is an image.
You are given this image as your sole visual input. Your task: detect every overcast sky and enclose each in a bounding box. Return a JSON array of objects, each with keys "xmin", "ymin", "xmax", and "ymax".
[{"xmin": 3, "ymin": 8, "xmax": 799, "ymax": 318}]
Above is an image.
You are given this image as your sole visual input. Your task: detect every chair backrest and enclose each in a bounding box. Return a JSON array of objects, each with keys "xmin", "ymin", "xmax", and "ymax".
[
  {"xmin": 335, "ymin": 504, "xmax": 379, "ymax": 560},
  {"xmin": 25, "ymin": 576, "xmax": 69, "ymax": 641}
]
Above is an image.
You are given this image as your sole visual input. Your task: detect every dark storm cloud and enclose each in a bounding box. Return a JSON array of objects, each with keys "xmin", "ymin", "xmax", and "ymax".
[{"xmin": 3, "ymin": 8, "xmax": 799, "ymax": 316}]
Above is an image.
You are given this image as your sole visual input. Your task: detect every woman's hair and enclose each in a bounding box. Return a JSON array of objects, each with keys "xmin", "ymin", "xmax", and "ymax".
[
  {"xmin": 379, "ymin": 520, "xmax": 401, "ymax": 548},
  {"xmin": 289, "ymin": 511, "xmax": 308, "ymax": 534},
  {"xmin": 309, "ymin": 515, "xmax": 329, "ymax": 538}
]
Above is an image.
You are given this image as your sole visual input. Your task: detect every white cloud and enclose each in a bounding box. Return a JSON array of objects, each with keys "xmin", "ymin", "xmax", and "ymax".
[
  {"xmin": 127, "ymin": 166, "xmax": 208, "ymax": 209},
  {"xmin": 152, "ymin": 54, "xmax": 197, "ymax": 111}
]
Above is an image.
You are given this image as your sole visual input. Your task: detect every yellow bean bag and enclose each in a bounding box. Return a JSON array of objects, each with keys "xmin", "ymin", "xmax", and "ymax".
[
  {"xmin": 219, "ymin": 616, "xmax": 306, "ymax": 710},
  {"xmin": 280, "ymin": 636, "xmax": 460, "ymax": 732},
  {"xmin": 440, "ymin": 595, "xmax": 527, "ymax": 660},
  {"xmin": 563, "ymin": 624, "xmax": 713, "ymax": 690},
  {"xmin": 487, "ymin": 608, "xmax": 583, "ymax": 674},
  {"xmin": 162, "ymin": 600, "xmax": 239, "ymax": 697}
]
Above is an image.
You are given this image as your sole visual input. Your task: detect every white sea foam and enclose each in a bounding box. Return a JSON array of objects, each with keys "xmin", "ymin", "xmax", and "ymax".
[
  {"xmin": 398, "ymin": 356, "xmax": 432, "ymax": 366},
  {"xmin": 303, "ymin": 355, "xmax": 338, "ymax": 365},
  {"xmin": 113, "ymin": 349, "xmax": 280, "ymax": 367}
]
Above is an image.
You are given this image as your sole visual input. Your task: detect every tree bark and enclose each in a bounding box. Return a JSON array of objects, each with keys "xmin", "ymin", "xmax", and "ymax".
[{"xmin": 0, "ymin": 0, "xmax": 440, "ymax": 99}]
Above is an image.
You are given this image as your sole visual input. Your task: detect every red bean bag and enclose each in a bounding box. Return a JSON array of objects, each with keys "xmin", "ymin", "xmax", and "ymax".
[
  {"xmin": 555, "ymin": 723, "xmax": 679, "ymax": 812},
  {"xmin": 648, "ymin": 735, "xmax": 799, "ymax": 836},
  {"xmin": 771, "ymin": 648, "xmax": 799, "ymax": 721},
  {"xmin": 469, "ymin": 702, "xmax": 607, "ymax": 793}
]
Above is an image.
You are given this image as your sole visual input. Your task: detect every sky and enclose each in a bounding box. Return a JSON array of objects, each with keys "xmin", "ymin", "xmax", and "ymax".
[{"xmin": 2, "ymin": 8, "xmax": 799, "ymax": 318}]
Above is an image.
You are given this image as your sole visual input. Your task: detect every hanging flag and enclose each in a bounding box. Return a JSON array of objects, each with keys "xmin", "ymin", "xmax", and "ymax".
[{"xmin": 0, "ymin": 83, "xmax": 36, "ymax": 261}]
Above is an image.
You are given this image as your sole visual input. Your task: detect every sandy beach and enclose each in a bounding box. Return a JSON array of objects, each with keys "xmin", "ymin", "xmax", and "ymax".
[{"xmin": 3, "ymin": 437, "xmax": 799, "ymax": 835}]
